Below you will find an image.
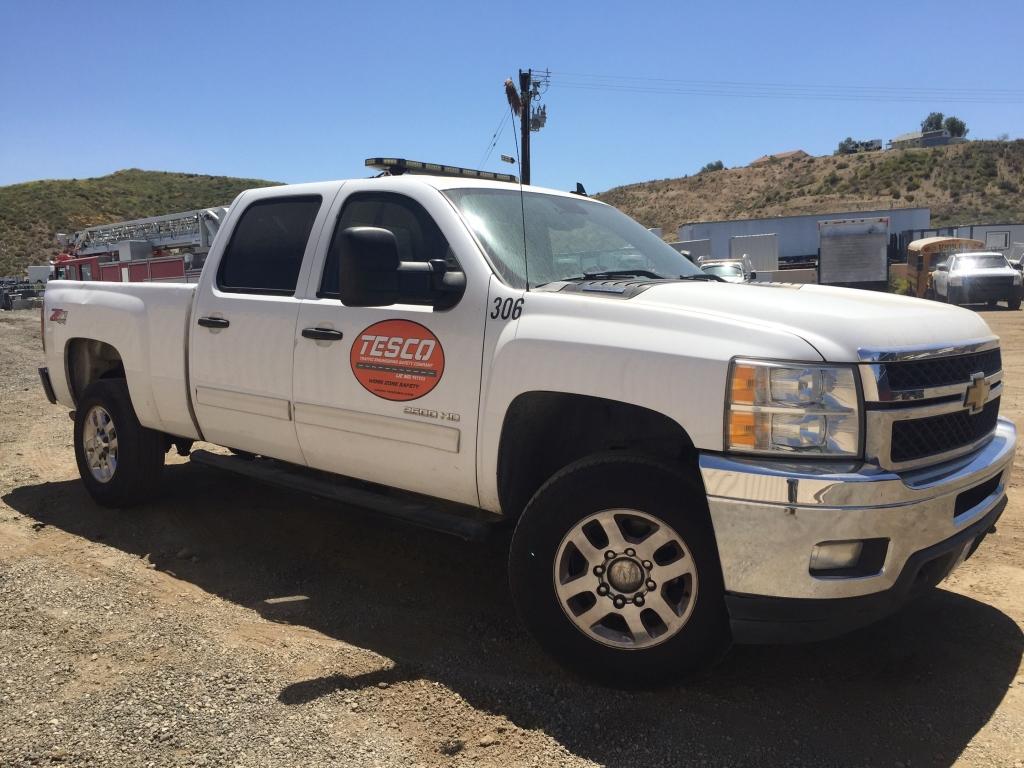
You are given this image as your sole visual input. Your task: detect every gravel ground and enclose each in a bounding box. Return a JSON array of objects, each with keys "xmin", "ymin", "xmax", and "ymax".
[{"xmin": 1, "ymin": 307, "xmax": 1022, "ymax": 768}]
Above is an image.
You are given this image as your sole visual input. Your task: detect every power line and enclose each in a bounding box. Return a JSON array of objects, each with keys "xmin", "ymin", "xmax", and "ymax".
[
  {"xmin": 537, "ymin": 69, "xmax": 1024, "ymax": 104},
  {"xmin": 478, "ymin": 109, "xmax": 511, "ymax": 169}
]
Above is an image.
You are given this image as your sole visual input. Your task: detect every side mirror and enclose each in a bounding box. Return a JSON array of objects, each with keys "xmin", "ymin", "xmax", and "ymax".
[
  {"xmin": 338, "ymin": 226, "xmax": 465, "ymax": 309},
  {"xmin": 935, "ymin": 263, "xmax": 949, "ymax": 272}
]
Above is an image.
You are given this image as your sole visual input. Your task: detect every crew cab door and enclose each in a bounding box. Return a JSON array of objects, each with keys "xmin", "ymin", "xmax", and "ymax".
[
  {"xmin": 292, "ymin": 183, "xmax": 489, "ymax": 506},
  {"xmin": 189, "ymin": 190, "xmax": 333, "ymax": 463}
]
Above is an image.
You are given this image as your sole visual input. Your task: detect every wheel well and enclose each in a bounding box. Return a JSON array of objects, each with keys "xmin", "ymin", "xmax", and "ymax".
[
  {"xmin": 66, "ymin": 339, "xmax": 125, "ymax": 403},
  {"xmin": 496, "ymin": 392, "xmax": 701, "ymax": 519}
]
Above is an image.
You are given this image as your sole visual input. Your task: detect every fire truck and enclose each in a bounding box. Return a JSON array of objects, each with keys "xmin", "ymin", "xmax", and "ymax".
[{"xmin": 53, "ymin": 207, "xmax": 229, "ymax": 284}]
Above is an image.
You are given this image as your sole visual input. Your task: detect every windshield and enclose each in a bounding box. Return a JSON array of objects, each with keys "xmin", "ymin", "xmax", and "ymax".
[
  {"xmin": 703, "ymin": 264, "xmax": 744, "ymax": 277},
  {"xmin": 953, "ymin": 254, "xmax": 1009, "ymax": 270},
  {"xmin": 443, "ymin": 188, "xmax": 702, "ymax": 287}
]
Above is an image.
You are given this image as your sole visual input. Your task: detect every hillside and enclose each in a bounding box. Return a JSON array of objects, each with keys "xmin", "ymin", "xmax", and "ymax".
[
  {"xmin": 0, "ymin": 169, "xmax": 279, "ymax": 276},
  {"xmin": 599, "ymin": 140, "xmax": 1024, "ymax": 236}
]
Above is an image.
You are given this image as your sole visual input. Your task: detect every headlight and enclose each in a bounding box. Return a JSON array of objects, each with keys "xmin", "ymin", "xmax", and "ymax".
[
  {"xmin": 949, "ymin": 274, "xmax": 963, "ymax": 286},
  {"xmin": 726, "ymin": 359, "xmax": 861, "ymax": 456}
]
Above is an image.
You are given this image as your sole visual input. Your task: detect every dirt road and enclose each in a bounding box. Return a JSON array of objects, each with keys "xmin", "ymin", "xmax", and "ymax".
[{"xmin": 1, "ymin": 308, "xmax": 1022, "ymax": 767}]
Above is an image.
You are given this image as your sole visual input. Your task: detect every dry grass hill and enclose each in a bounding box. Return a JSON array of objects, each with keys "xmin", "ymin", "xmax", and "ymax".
[
  {"xmin": 0, "ymin": 169, "xmax": 279, "ymax": 277},
  {"xmin": 2, "ymin": 142, "xmax": 1023, "ymax": 277},
  {"xmin": 598, "ymin": 140, "xmax": 1024, "ymax": 236}
]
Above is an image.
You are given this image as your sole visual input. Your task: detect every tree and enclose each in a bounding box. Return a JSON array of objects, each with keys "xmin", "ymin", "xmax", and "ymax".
[
  {"xmin": 698, "ymin": 160, "xmax": 724, "ymax": 174},
  {"xmin": 921, "ymin": 112, "xmax": 944, "ymax": 132},
  {"xmin": 835, "ymin": 137, "xmax": 858, "ymax": 155},
  {"xmin": 943, "ymin": 116, "xmax": 968, "ymax": 138}
]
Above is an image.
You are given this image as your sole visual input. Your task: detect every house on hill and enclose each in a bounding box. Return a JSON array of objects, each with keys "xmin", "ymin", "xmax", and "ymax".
[
  {"xmin": 888, "ymin": 129, "xmax": 965, "ymax": 150},
  {"xmin": 748, "ymin": 149, "xmax": 809, "ymax": 166}
]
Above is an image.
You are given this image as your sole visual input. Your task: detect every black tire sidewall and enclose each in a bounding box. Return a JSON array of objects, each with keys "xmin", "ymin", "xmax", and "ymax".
[
  {"xmin": 74, "ymin": 379, "xmax": 162, "ymax": 507},
  {"xmin": 509, "ymin": 453, "xmax": 729, "ymax": 687}
]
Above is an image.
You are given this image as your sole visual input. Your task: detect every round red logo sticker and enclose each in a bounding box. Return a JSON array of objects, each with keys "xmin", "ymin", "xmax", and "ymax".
[{"xmin": 350, "ymin": 319, "xmax": 445, "ymax": 401}]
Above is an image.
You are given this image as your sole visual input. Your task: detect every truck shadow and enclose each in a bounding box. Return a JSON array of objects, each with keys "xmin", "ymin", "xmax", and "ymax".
[{"xmin": 6, "ymin": 463, "xmax": 1022, "ymax": 767}]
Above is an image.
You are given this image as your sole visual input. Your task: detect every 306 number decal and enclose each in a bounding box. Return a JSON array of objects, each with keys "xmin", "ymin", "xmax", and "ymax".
[{"xmin": 490, "ymin": 297, "xmax": 524, "ymax": 320}]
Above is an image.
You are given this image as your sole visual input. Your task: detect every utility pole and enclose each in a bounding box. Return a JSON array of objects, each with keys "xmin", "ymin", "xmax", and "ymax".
[
  {"xmin": 505, "ymin": 69, "xmax": 549, "ymax": 184},
  {"xmin": 519, "ymin": 69, "xmax": 532, "ymax": 184}
]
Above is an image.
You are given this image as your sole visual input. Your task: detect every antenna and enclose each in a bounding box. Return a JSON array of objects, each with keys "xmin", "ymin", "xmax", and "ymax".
[{"xmin": 506, "ymin": 84, "xmax": 530, "ymax": 291}]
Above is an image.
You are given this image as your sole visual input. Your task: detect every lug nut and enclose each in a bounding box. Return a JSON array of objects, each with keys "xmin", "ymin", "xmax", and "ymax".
[
  {"xmin": 625, "ymin": 548, "xmax": 636, "ymax": 557},
  {"xmin": 605, "ymin": 550, "xmax": 616, "ymax": 560},
  {"xmin": 646, "ymin": 579, "xmax": 657, "ymax": 591},
  {"xmin": 594, "ymin": 565, "xmax": 605, "ymax": 576},
  {"xmin": 613, "ymin": 596, "xmax": 626, "ymax": 609},
  {"xmin": 597, "ymin": 584, "xmax": 609, "ymax": 596},
  {"xmin": 642, "ymin": 560, "xmax": 653, "ymax": 570},
  {"xmin": 633, "ymin": 595, "xmax": 645, "ymax": 607}
]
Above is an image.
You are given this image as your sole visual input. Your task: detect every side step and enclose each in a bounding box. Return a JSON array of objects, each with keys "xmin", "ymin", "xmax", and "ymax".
[{"xmin": 189, "ymin": 450, "xmax": 496, "ymax": 542}]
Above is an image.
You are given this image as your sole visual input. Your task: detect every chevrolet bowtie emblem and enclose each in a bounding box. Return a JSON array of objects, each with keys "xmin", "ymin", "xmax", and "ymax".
[{"xmin": 964, "ymin": 372, "xmax": 991, "ymax": 415}]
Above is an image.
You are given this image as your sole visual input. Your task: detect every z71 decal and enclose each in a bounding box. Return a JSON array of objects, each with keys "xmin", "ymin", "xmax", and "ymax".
[{"xmin": 351, "ymin": 319, "xmax": 445, "ymax": 401}]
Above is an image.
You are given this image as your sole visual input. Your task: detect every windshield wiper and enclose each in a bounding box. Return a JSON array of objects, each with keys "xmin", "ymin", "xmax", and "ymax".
[
  {"xmin": 569, "ymin": 269, "xmax": 666, "ymax": 280},
  {"xmin": 678, "ymin": 274, "xmax": 724, "ymax": 282}
]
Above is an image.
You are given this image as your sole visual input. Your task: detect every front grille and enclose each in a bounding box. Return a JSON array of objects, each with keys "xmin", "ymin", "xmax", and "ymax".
[
  {"xmin": 882, "ymin": 348, "xmax": 1001, "ymax": 391},
  {"xmin": 965, "ymin": 276, "xmax": 1014, "ymax": 289},
  {"xmin": 891, "ymin": 397, "xmax": 1000, "ymax": 463}
]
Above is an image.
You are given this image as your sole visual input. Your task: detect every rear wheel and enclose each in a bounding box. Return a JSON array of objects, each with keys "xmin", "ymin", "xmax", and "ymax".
[
  {"xmin": 1009, "ymin": 298, "xmax": 1022, "ymax": 311},
  {"xmin": 509, "ymin": 452, "xmax": 729, "ymax": 687},
  {"xmin": 74, "ymin": 379, "xmax": 165, "ymax": 507}
]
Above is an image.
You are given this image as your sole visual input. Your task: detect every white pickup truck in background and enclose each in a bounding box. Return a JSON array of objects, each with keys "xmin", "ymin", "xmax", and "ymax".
[
  {"xmin": 40, "ymin": 158, "xmax": 1015, "ymax": 685},
  {"xmin": 932, "ymin": 250, "xmax": 1024, "ymax": 309}
]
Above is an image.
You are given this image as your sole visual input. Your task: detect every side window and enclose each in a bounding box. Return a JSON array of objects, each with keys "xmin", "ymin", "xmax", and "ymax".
[
  {"xmin": 81, "ymin": 264, "xmax": 93, "ymax": 281},
  {"xmin": 217, "ymin": 196, "xmax": 322, "ymax": 295},
  {"xmin": 319, "ymin": 193, "xmax": 458, "ymax": 300}
]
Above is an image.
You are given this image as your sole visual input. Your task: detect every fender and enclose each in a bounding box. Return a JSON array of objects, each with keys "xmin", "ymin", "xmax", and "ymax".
[
  {"xmin": 44, "ymin": 281, "xmax": 200, "ymax": 439},
  {"xmin": 475, "ymin": 290, "xmax": 822, "ymax": 513}
]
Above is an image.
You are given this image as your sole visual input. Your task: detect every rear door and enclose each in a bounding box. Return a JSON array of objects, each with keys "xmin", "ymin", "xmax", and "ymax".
[
  {"xmin": 189, "ymin": 190, "xmax": 333, "ymax": 463},
  {"xmin": 292, "ymin": 183, "xmax": 490, "ymax": 505}
]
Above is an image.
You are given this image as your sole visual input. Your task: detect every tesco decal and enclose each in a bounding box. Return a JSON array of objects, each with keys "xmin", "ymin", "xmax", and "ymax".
[{"xmin": 350, "ymin": 319, "xmax": 445, "ymax": 401}]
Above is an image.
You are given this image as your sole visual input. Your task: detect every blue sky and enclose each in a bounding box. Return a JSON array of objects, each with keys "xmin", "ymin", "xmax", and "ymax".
[{"xmin": 2, "ymin": 0, "xmax": 1022, "ymax": 193}]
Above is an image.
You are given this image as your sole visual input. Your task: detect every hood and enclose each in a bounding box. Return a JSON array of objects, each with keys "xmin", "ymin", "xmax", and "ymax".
[
  {"xmin": 951, "ymin": 265, "xmax": 1018, "ymax": 277},
  {"xmin": 633, "ymin": 281, "xmax": 995, "ymax": 361}
]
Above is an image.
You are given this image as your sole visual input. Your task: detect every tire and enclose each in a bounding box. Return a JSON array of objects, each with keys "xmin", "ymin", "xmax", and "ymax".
[
  {"xmin": 508, "ymin": 452, "xmax": 729, "ymax": 688},
  {"xmin": 1009, "ymin": 298, "xmax": 1022, "ymax": 311},
  {"xmin": 74, "ymin": 379, "xmax": 165, "ymax": 507},
  {"xmin": 987, "ymin": 300, "xmax": 999, "ymax": 309}
]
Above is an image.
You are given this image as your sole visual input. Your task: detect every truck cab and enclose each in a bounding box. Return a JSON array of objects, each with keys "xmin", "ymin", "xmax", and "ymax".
[{"xmin": 40, "ymin": 159, "xmax": 1016, "ymax": 686}]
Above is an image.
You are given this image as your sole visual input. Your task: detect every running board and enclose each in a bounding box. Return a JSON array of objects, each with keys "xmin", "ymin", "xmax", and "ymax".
[{"xmin": 189, "ymin": 449, "xmax": 495, "ymax": 542}]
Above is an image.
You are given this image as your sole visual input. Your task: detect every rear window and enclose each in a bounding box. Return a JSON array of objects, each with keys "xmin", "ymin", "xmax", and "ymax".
[{"xmin": 217, "ymin": 196, "xmax": 322, "ymax": 294}]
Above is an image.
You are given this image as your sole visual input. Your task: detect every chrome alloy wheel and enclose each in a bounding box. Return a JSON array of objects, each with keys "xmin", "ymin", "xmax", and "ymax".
[
  {"xmin": 553, "ymin": 509, "xmax": 698, "ymax": 650},
  {"xmin": 82, "ymin": 405, "xmax": 118, "ymax": 483}
]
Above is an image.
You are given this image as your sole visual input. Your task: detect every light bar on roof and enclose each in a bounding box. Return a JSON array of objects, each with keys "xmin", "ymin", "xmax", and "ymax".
[{"xmin": 365, "ymin": 157, "xmax": 518, "ymax": 183}]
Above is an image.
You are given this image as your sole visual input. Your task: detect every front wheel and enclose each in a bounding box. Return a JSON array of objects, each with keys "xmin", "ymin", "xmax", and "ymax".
[
  {"xmin": 74, "ymin": 379, "xmax": 165, "ymax": 507},
  {"xmin": 1009, "ymin": 298, "xmax": 1022, "ymax": 311},
  {"xmin": 509, "ymin": 453, "xmax": 729, "ymax": 687}
]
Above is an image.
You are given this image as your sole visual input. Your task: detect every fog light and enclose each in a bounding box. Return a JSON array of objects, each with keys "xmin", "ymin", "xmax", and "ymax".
[
  {"xmin": 810, "ymin": 541, "xmax": 863, "ymax": 571},
  {"xmin": 809, "ymin": 538, "xmax": 889, "ymax": 578}
]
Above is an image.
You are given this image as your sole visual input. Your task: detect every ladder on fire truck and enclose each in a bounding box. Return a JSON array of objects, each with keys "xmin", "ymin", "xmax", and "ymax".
[{"xmin": 60, "ymin": 207, "xmax": 229, "ymax": 256}]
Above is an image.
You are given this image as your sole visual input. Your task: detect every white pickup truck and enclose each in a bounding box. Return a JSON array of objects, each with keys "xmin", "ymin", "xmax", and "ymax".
[
  {"xmin": 931, "ymin": 250, "xmax": 1024, "ymax": 309},
  {"xmin": 40, "ymin": 158, "xmax": 1015, "ymax": 686}
]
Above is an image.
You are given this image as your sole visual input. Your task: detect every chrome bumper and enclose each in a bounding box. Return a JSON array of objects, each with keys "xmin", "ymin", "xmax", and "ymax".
[{"xmin": 698, "ymin": 418, "xmax": 1016, "ymax": 601}]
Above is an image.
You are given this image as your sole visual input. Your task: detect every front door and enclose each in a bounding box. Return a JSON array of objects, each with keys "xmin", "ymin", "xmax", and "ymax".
[
  {"xmin": 190, "ymin": 193, "xmax": 328, "ymax": 464},
  {"xmin": 292, "ymin": 185, "xmax": 489, "ymax": 505}
]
